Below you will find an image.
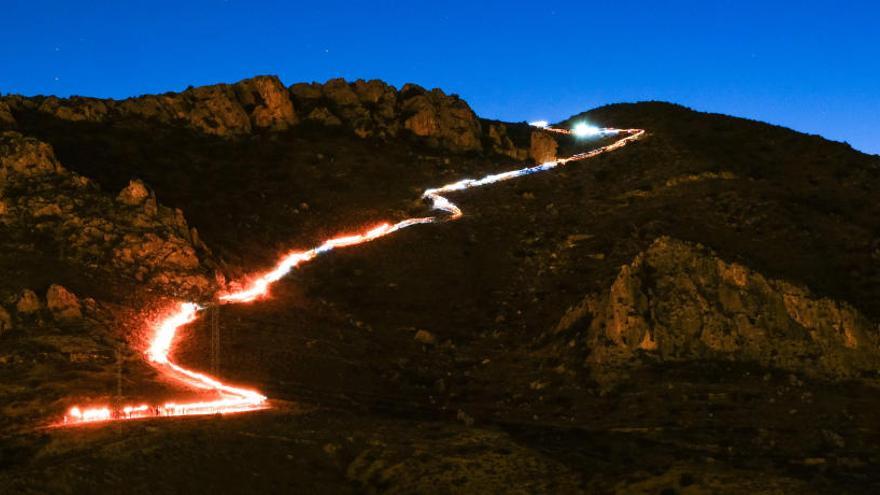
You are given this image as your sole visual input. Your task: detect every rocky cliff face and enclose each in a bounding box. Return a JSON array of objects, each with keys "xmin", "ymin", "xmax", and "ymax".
[
  {"xmin": 0, "ymin": 131, "xmax": 212, "ymax": 296},
  {"xmin": 555, "ymin": 237, "xmax": 880, "ymax": 382}
]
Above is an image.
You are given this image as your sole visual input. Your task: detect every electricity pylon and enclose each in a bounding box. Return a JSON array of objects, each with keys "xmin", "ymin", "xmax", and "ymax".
[{"xmin": 210, "ymin": 304, "xmax": 220, "ymax": 375}]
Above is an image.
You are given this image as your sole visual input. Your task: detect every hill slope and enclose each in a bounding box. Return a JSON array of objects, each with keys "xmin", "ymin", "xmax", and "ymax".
[{"xmin": 1, "ymin": 78, "xmax": 879, "ymax": 493}]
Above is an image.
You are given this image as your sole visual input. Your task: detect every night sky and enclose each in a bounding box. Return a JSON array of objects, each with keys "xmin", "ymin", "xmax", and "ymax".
[{"xmin": 1, "ymin": 0, "xmax": 877, "ymax": 154}]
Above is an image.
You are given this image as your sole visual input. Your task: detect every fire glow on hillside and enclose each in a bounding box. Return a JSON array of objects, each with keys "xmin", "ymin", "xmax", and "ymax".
[{"xmin": 61, "ymin": 124, "xmax": 645, "ymax": 426}]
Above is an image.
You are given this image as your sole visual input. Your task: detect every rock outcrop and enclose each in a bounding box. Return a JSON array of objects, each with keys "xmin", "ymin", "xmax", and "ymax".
[
  {"xmin": 529, "ymin": 130, "xmax": 558, "ymax": 163},
  {"xmin": 0, "ymin": 132, "xmax": 63, "ymax": 178},
  {"xmin": 46, "ymin": 284, "xmax": 81, "ymax": 320},
  {"xmin": 116, "ymin": 178, "xmax": 152, "ymax": 206},
  {"xmin": 557, "ymin": 237, "xmax": 880, "ymax": 382},
  {"xmin": 168, "ymin": 84, "xmax": 253, "ymax": 136},
  {"xmin": 291, "ymin": 78, "xmax": 485, "ymax": 151},
  {"xmin": 0, "ymin": 101, "xmax": 15, "ymax": 127},
  {"xmin": 0, "ymin": 305, "xmax": 11, "ymax": 334},
  {"xmin": 487, "ymin": 122, "xmax": 529, "ymax": 161},
  {"xmin": 305, "ymin": 106, "xmax": 342, "ymax": 126},
  {"xmin": 233, "ymin": 75, "xmax": 298, "ymax": 130},
  {"xmin": 0, "ymin": 131, "xmax": 212, "ymax": 295},
  {"xmin": 399, "ymin": 84, "xmax": 483, "ymax": 151},
  {"xmin": 38, "ymin": 96, "xmax": 110, "ymax": 123},
  {"xmin": 16, "ymin": 289, "xmax": 41, "ymax": 314}
]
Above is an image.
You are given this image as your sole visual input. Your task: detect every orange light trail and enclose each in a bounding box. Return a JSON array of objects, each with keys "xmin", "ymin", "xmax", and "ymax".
[{"xmin": 61, "ymin": 123, "xmax": 644, "ymax": 426}]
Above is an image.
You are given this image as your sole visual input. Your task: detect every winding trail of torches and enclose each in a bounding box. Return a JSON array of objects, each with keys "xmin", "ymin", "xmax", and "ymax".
[{"xmin": 61, "ymin": 123, "xmax": 645, "ymax": 425}]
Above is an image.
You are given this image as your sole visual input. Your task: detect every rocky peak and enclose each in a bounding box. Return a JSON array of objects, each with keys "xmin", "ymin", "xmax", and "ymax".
[{"xmin": 558, "ymin": 237, "xmax": 880, "ymax": 382}]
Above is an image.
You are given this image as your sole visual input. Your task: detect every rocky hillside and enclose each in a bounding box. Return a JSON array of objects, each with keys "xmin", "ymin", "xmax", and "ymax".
[
  {"xmin": 2, "ymin": 77, "xmax": 880, "ymax": 493},
  {"xmin": 0, "ymin": 132, "xmax": 213, "ymax": 297}
]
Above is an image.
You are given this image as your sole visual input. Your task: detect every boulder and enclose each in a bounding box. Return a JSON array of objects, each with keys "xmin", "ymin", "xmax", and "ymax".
[
  {"xmin": 117, "ymin": 179, "xmax": 151, "ymax": 206},
  {"xmin": 0, "ymin": 306, "xmax": 11, "ymax": 334},
  {"xmin": 0, "ymin": 101, "xmax": 15, "ymax": 127},
  {"xmin": 529, "ymin": 130, "xmax": 558, "ymax": 164},
  {"xmin": 414, "ymin": 329, "xmax": 437, "ymax": 345},
  {"xmin": 32, "ymin": 203, "xmax": 63, "ymax": 218},
  {"xmin": 16, "ymin": 289, "xmax": 41, "ymax": 314},
  {"xmin": 46, "ymin": 284, "xmax": 81, "ymax": 320}
]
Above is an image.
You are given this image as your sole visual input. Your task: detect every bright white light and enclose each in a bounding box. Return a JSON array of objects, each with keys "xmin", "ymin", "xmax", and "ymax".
[
  {"xmin": 572, "ymin": 122, "xmax": 601, "ymax": 138},
  {"xmin": 529, "ymin": 120, "xmax": 549, "ymax": 128}
]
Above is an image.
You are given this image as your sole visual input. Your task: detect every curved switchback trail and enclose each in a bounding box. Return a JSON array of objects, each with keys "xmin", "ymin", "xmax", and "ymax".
[{"xmin": 62, "ymin": 124, "xmax": 645, "ymax": 425}]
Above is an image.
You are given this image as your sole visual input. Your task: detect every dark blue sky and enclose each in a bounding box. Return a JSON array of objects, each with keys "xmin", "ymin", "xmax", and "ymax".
[{"xmin": 1, "ymin": 0, "xmax": 878, "ymax": 154}]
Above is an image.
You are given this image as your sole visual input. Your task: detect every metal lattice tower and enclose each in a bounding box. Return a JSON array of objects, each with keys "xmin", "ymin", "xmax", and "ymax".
[
  {"xmin": 116, "ymin": 346, "xmax": 123, "ymax": 427},
  {"xmin": 116, "ymin": 347, "xmax": 123, "ymax": 402},
  {"xmin": 210, "ymin": 304, "xmax": 220, "ymax": 375}
]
